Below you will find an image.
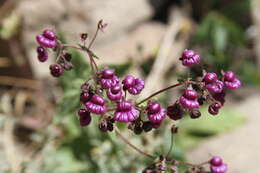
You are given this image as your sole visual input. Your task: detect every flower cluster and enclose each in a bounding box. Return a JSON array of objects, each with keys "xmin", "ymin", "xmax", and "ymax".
[
  {"xmin": 35, "ymin": 29, "xmax": 73, "ymax": 77},
  {"xmin": 78, "ymin": 67, "xmax": 146, "ymax": 130},
  {"xmin": 35, "ymin": 23, "xmax": 240, "ymax": 173}
]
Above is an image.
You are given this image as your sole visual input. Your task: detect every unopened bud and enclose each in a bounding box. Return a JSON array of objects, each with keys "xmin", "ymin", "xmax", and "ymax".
[{"xmin": 190, "ymin": 109, "xmax": 201, "ymax": 119}]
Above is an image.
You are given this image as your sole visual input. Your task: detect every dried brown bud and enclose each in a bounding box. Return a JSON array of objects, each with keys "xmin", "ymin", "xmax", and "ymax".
[
  {"xmin": 171, "ymin": 125, "xmax": 178, "ymax": 134},
  {"xmin": 98, "ymin": 19, "xmax": 108, "ymax": 32},
  {"xmin": 80, "ymin": 33, "xmax": 88, "ymax": 40},
  {"xmin": 64, "ymin": 52, "xmax": 72, "ymax": 61},
  {"xmin": 142, "ymin": 121, "xmax": 153, "ymax": 132},
  {"xmin": 190, "ymin": 109, "xmax": 201, "ymax": 119}
]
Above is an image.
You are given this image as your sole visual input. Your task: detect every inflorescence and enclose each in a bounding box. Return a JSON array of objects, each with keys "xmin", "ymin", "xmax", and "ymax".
[{"xmin": 35, "ymin": 20, "xmax": 241, "ymax": 173}]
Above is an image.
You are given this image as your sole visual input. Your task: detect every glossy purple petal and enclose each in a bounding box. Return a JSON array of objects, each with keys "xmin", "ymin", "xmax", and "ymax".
[
  {"xmin": 107, "ymin": 86, "xmax": 122, "ymax": 101},
  {"xmin": 210, "ymin": 163, "xmax": 228, "ymax": 173},
  {"xmin": 179, "ymin": 96, "xmax": 199, "ymax": 109},
  {"xmin": 148, "ymin": 108, "xmax": 166, "ymax": 123},
  {"xmin": 181, "ymin": 49, "xmax": 201, "ymax": 66},
  {"xmin": 203, "ymin": 72, "xmax": 218, "ymax": 83},
  {"xmin": 85, "ymin": 96, "xmax": 106, "ymax": 114},
  {"xmin": 101, "ymin": 68, "xmax": 115, "ymax": 78},
  {"xmin": 224, "ymin": 78, "xmax": 241, "ymax": 90},
  {"xmin": 43, "ymin": 29, "xmax": 57, "ymax": 40},
  {"xmin": 126, "ymin": 77, "xmax": 144, "ymax": 95},
  {"xmin": 146, "ymin": 101, "xmax": 161, "ymax": 114},
  {"xmin": 100, "ymin": 76, "xmax": 119, "ymax": 89},
  {"xmin": 224, "ymin": 71, "xmax": 235, "ymax": 82},
  {"xmin": 36, "ymin": 34, "xmax": 57, "ymax": 48},
  {"xmin": 99, "ymin": 68, "xmax": 119, "ymax": 89},
  {"xmin": 205, "ymin": 80, "xmax": 224, "ymax": 93},
  {"xmin": 114, "ymin": 101, "xmax": 139, "ymax": 122},
  {"xmin": 122, "ymin": 75, "xmax": 135, "ymax": 89},
  {"xmin": 210, "ymin": 156, "xmax": 223, "ymax": 167},
  {"xmin": 183, "ymin": 89, "xmax": 198, "ymax": 100}
]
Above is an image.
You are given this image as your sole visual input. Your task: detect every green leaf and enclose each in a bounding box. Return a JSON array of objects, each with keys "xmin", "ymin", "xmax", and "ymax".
[{"xmin": 177, "ymin": 107, "xmax": 245, "ymax": 149}]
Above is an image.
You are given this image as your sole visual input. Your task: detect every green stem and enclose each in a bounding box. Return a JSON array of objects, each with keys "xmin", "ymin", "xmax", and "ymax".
[{"xmin": 166, "ymin": 131, "xmax": 174, "ymax": 158}]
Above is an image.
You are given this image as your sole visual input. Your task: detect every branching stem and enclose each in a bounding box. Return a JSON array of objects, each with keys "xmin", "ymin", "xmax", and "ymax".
[{"xmin": 59, "ymin": 43, "xmax": 99, "ymax": 74}]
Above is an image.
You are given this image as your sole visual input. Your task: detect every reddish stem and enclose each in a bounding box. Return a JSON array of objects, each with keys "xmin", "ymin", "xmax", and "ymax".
[
  {"xmin": 88, "ymin": 26, "xmax": 100, "ymax": 49},
  {"xmin": 136, "ymin": 83, "xmax": 183, "ymax": 106},
  {"xmin": 115, "ymin": 127, "xmax": 155, "ymax": 159},
  {"xmin": 59, "ymin": 43, "xmax": 99, "ymax": 74}
]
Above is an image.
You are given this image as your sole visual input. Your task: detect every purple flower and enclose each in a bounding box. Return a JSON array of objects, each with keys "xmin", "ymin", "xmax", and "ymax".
[
  {"xmin": 36, "ymin": 29, "xmax": 57, "ymax": 48},
  {"xmin": 224, "ymin": 71, "xmax": 241, "ymax": 90},
  {"xmin": 205, "ymin": 80, "xmax": 224, "ymax": 93},
  {"xmin": 203, "ymin": 72, "xmax": 224, "ymax": 93},
  {"xmin": 85, "ymin": 95, "xmax": 106, "ymax": 114},
  {"xmin": 210, "ymin": 163, "xmax": 228, "ymax": 173},
  {"xmin": 49, "ymin": 64, "xmax": 64, "ymax": 77},
  {"xmin": 203, "ymin": 72, "xmax": 218, "ymax": 83},
  {"xmin": 80, "ymin": 91, "xmax": 93, "ymax": 103},
  {"xmin": 122, "ymin": 75, "xmax": 144, "ymax": 95},
  {"xmin": 210, "ymin": 156, "xmax": 228, "ymax": 173},
  {"xmin": 114, "ymin": 100, "xmax": 139, "ymax": 122},
  {"xmin": 43, "ymin": 29, "xmax": 57, "ymax": 41},
  {"xmin": 180, "ymin": 49, "xmax": 201, "ymax": 66},
  {"xmin": 210, "ymin": 156, "xmax": 223, "ymax": 166},
  {"xmin": 208, "ymin": 102, "xmax": 222, "ymax": 115},
  {"xmin": 37, "ymin": 46, "xmax": 48, "ymax": 62},
  {"xmin": 212, "ymin": 91, "xmax": 226, "ymax": 105},
  {"xmin": 146, "ymin": 101, "xmax": 166, "ymax": 123},
  {"xmin": 78, "ymin": 109, "xmax": 92, "ymax": 126},
  {"xmin": 179, "ymin": 89, "xmax": 199, "ymax": 109},
  {"xmin": 167, "ymin": 103, "xmax": 184, "ymax": 120},
  {"xmin": 99, "ymin": 68, "xmax": 119, "ymax": 89},
  {"xmin": 122, "ymin": 75, "xmax": 135, "ymax": 88},
  {"xmin": 107, "ymin": 84, "xmax": 122, "ymax": 101}
]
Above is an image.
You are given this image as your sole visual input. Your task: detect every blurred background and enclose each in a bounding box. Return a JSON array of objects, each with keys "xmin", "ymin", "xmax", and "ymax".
[{"xmin": 0, "ymin": 0, "xmax": 260, "ymax": 172}]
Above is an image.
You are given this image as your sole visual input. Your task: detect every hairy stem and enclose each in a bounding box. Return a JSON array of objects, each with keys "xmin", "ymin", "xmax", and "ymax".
[
  {"xmin": 115, "ymin": 128, "xmax": 155, "ymax": 159},
  {"xmin": 136, "ymin": 83, "xmax": 183, "ymax": 106}
]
